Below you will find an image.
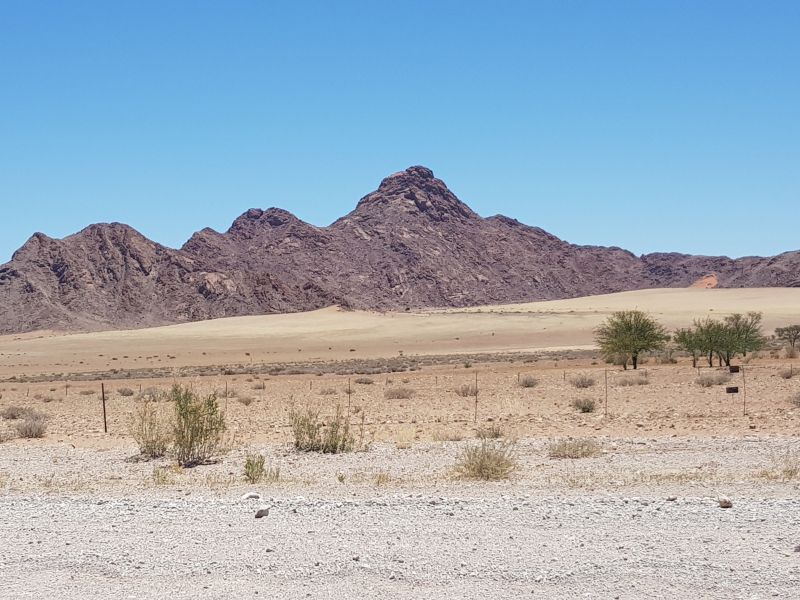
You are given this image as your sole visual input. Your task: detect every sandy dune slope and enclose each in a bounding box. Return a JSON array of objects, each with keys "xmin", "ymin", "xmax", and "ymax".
[{"xmin": 1, "ymin": 288, "xmax": 799, "ymax": 377}]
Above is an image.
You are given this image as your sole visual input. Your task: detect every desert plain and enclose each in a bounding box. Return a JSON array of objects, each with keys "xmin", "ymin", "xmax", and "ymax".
[{"xmin": 1, "ymin": 288, "xmax": 799, "ymax": 599}]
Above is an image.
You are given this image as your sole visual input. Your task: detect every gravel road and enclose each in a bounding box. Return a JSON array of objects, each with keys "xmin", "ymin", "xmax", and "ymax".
[{"xmin": 2, "ymin": 490, "xmax": 799, "ymax": 599}]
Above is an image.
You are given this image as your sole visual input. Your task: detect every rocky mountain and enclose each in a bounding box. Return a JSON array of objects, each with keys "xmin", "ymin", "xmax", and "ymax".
[{"xmin": 1, "ymin": 166, "xmax": 798, "ymax": 334}]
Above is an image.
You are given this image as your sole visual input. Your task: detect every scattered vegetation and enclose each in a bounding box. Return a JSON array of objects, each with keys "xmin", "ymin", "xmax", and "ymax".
[
  {"xmin": 548, "ymin": 438, "xmax": 601, "ymax": 459},
  {"xmin": 454, "ymin": 439, "xmax": 517, "ymax": 480},
  {"xmin": 571, "ymin": 397, "xmax": 596, "ymax": 413},
  {"xmin": 455, "ymin": 383, "xmax": 478, "ymax": 397},
  {"xmin": 289, "ymin": 405, "xmax": 363, "ymax": 453},
  {"xmin": 171, "ymin": 385, "xmax": 227, "ymax": 467},
  {"xmin": 695, "ymin": 372, "xmax": 732, "ymax": 387},
  {"xmin": 129, "ymin": 400, "xmax": 171, "ymax": 459},
  {"xmin": 384, "ymin": 387, "xmax": 414, "ymax": 400},
  {"xmin": 518, "ymin": 375, "xmax": 538, "ymax": 388},
  {"xmin": 570, "ymin": 374, "xmax": 596, "ymax": 389}
]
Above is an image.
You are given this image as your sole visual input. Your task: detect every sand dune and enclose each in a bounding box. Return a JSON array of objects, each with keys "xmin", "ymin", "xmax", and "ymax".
[{"xmin": 1, "ymin": 287, "xmax": 799, "ymax": 377}]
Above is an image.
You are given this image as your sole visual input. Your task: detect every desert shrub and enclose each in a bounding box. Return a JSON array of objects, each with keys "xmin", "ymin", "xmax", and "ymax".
[
  {"xmin": 454, "ymin": 440, "xmax": 517, "ymax": 481},
  {"xmin": 129, "ymin": 400, "xmax": 171, "ymax": 459},
  {"xmin": 518, "ymin": 375, "xmax": 538, "ymax": 388},
  {"xmin": 570, "ymin": 374, "xmax": 596, "ymax": 389},
  {"xmin": 289, "ymin": 405, "xmax": 359, "ymax": 454},
  {"xmin": 572, "ymin": 397, "xmax": 596, "ymax": 413},
  {"xmin": 476, "ymin": 423, "xmax": 503, "ymax": 439},
  {"xmin": 354, "ymin": 377, "xmax": 374, "ymax": 385},
  {"xmin": 15, "ymin": 411, "xmax": 48, "ymax": 438},
  {"xmin": 548, "ymin": 438, "xmax": 600, "ymax": 459},
  {"xmin": 318, "ymin": 387, "xmax": 337, "ymax": 396},
  {"xmin": 237, "ymin": 395, "xmax": 255, "ymax": 406},
  {"xmin": 1, "ymin": 405, "xmax": 31, "ymax": 420},
  {"xmin": 695, "ymin": 372, "xmax": 731, "ymax": 387},
  {"xmin": 242, "ymin": 453, "xmax": 279, "ymax": 483},
  {"xmin": 778, "ymin": 368, "xmax": 795, "ymax": 380},
  {"xmin": 118, "ymin": 387, "xmax": 135, "ymax": 397},
  {"xmin": 790, "ymin": 393, "xmax": 800, "ymax": 408},
  {"xmin": 373, "ymin": 472, "xmax": 391, "ymax": 486},
  {"xmin": 171, "ymin": 385, "xmax": 227, "ymax": 467},
  {"xmin": 616, "ymin": 375, "xmax": 649, "ymax": 387},
  {"xmin": 252, "ymin": 382, "xmax": 266, "ymax": 390},
  {"xmin": 79, "ymin": 390, "xmax": 96, "ymax": 396},
  {"xmin": 455, "ymin": 383, "xmax": 478, "ymax": 397},
  {"xmin": 433, "ymin": 430, "xmax": 464, "ymax": 442},
  {"xmin": 384, "ymin": 387, "xmax": 414, "ymax": 400}
]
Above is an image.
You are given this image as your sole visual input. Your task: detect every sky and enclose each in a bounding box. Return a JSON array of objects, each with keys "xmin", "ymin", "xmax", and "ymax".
[{"xmin": 1, "ymin": 1, "xmax": 798, "ymax": 263}]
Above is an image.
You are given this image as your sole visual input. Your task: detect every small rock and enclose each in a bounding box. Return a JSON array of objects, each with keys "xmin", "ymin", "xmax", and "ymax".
[
  {"xmin": 718, "ymin": 497, "xmax": 733, "ymax": 509},
  {"xmin": 666, "ymin": 496, "xmax": 677, "ymax": 502},
  {"xmin": 255, "ymin": 506, "xmax": 271, "ymax": 519},
  {"xmin": 241, "ymin": 492, "xmax": 261, "ymax": 501}
]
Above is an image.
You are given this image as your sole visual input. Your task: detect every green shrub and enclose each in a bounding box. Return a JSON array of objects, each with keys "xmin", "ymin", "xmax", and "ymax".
[
  {"xmin": 171, "ymin": 385, "xmax": 227, "ymax": 467},
  {"xmin": 129, "ymin": 400, "xmax": 171, "ymax": 459},
  {"xmin": 289, "ymin": 405, "xmax": 361, "ymax": 454}
]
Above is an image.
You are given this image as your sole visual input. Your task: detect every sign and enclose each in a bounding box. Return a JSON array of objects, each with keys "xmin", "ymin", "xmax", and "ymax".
[
  {"xmin": 729, "ymin": 366, "xmax": 740, "ymax": 374},
  {"xmin": 726, "ymin": 386, "xmax": 739, "ymax": 394}
]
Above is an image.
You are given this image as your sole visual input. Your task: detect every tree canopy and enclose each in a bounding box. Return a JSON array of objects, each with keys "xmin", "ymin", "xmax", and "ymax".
[{"xmin": 595, "ymin": 310, "xmax": 669, "ymax": 370}]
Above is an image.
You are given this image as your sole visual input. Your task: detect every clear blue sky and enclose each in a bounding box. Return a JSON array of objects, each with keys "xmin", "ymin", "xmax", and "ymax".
[{"xmin": 2, "ymin": 1, "xmax": 798, "ymax": 263}]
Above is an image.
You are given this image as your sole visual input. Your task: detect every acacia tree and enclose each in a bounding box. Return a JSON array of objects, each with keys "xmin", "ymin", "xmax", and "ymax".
[
  {"xmin": 674, "ymin": 327, "xmax": 701, "ymax": 368},
  {"xmin": 595, "ymin": 310, "xmax": 669, "ymax": 370},
  {"xmin": 692, "ymin": 317, "xmax": 726, "ymax": 367},
  {"xmin": 717, "ymin": 312, "xmax": 765, "ymax": 366},
  {"xmin": 776, "ymin": 325, "xmax": 800, "ymax": 350}
]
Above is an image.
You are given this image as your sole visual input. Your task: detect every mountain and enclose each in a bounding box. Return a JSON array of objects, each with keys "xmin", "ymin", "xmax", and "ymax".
[{"xmin": 1, "ymin": 166, "xmax": 798, "ymax": 334}]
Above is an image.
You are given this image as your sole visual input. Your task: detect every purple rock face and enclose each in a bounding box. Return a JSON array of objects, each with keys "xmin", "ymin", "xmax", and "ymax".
[{"xmin": 1, "ymin": 166, "xmax": 798, "ymax": 333}]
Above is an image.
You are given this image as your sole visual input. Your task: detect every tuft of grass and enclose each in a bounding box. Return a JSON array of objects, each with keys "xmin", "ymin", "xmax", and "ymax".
[
  {"xmin": 696, "ymin": 372, "xmax": 731, "ymax": 387},
  {"xmin": 570, "ymin": 374, "xmax": 596, "ymax": 389},
  {"xmin": 384, "ymin": 387, "xmax": 414, "ymax": 400},
  {"xmin": 476, "ymin": 423, "xmax": 503, "ymax": 439},
  {"xmin": 118, "ymin": 387, "xmax": 135, "ymax": 397},
  {"xmin": 289, "ymin": 405, "xmax": 362, "ymax": 454},
  {"xmin": 548, "ymin": 438, "xmax": 601, "ymax": 459},
  {"xmin": 571, "ymin": 397, "xmax": 596, "ymax": 413},
  {"xmin": 354, "ymin": 377, "xmax": 374, "ymax": 385},
  {"xmin": 0, "ymin": 405, "xmax": 32, "ymax": 420},
  {"xmin": 616, "ymin": 375, "xmax": 649, "ymax": 386},
  {"xmin": 15, "ymin": 411, "xmax": 48, "ymax": 438},
  {"xmin": 171, "ymin": 385, "xmax": 227, "ymax": 467},
  {"xmin": 454, "ymin": 440, "xmax": 517, "ymax": 481},
  {"xmin": 373, "ymin": 471, "xmax": 391, "ymax": 486},
  {"xmin": 433, "ymin": 430, "xmax": 464, "ymax": 442},
  {"xmin": 518, "ymin": 375, "xmax": 538, "ymax": 388},
  {"xmin": 318, "ymin": 387, "xmax": 337, "ymax": 396},
  {"xmin": 129, "ymin": 400, "xmax": 171, "ymax": 459},
  {"xmin": 455, "ymin": 383, "xmax": 478, "ymax": 397}
]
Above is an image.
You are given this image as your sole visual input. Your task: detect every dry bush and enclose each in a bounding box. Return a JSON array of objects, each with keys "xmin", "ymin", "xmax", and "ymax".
[
  {"xmin": 476, "ymin": 423, "xmax": 503, "ymax": 439},
  {"xmin": 354, "ymin": 377, "xmax": 374, "ymax": 385},
  {"xmin": 318, "ymin": 387, "xmax": 337, "ymax": 396},
  {"xmin": 252, "ymin": 382, "xmax": 266, "ymax": 390},
  {"xmin": 171, "ymin": 385, "xmax": 227, "ymax": 467},
  {"xmin": 79, "ymin": 390, "xmax": 96, "ymax": 396},
  {"xmin": 570, "ymin": 374, "xmax": 596, "ymax": 389},
  {"xmin": 1, "ymin": 405, "xmax": 32, "ymax": 420},
  {"xmin": 616, "ymin": 375, "xmax": 649, "ymax": 386},
  {"xmin": 548, "ymin": 438, "xmax": 600, "ymax": 459},
  {"xmin": 756, "ymin": 448, "xmax": 799, "ymax": 481},
  {"xmin": 790, "ymin": 393, "xmax": 800, "ymax": 408},
  {"xmin": 373, "ymin": 472, "xmax": 391, "ymax": 486},
  {"xmin": 571, "ymin": 397, "xmax": 596, "ymax": 413},
  {"xmin": 129, "ymin": 400, "xmax": 171, "ymax": 459},
  {"xmin": 455, "ymin": 440, "xmax": 517, "ymax": 481},
  {"xmin": 0, "ymin": 426, "xmax": 15, "ymax": 443},
  {"xmin": 289, "ymin": 405, "xmax": 362, "ymax": 454},
  {"xmin": 15, "ymin": 411, "xmax": 48, "ymax": 438},
  {"xmin": 118, "ymin": 387, "xmax": 135, "ymax": 397},
  {"xmin": 243, "ymin": 453, "xmax": 280, "ymax": 484},
  {"xmin": 384, "ymin": 387, "xmax": 414, "ymax": 400},
  {"xmin": 237, "ymin": 395, "xmax": 255, "ymax": 406},
  {"xmin": 433, "ymin": 430, "xmax": 464, "ymax": 442},
  {"xmin": 696, "ymin": 372, "xmax": 731, "ymax": 387},
  {"xmin": 778, "ymin": 368, "xmax": 795, "ymax": 380},
  {"xmin": 455, "ymin": 383, "xmax": 478, "ymax": 397},
  {"xmin": 518, "ymin": 375, "xmax": 538, "ymax": 388}
]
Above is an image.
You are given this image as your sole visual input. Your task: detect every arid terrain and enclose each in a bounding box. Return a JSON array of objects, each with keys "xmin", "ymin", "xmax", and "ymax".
[{"xmin": 1, "ymin": 288, "xmax": 799, "ymax": 598}]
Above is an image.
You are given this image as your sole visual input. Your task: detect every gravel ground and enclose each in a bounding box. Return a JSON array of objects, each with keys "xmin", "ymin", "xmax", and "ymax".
[{"xmin": 1, "ymin": 437, "xmax": 799, "ymax": 599}]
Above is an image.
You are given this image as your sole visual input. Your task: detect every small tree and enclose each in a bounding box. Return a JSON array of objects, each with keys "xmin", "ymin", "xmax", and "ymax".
[
  {"xmin": 595, "ymin": 310, "xmax": 669, "ymax": 370},
  {"xmin": 716, "ymin": 312, "xmax": 765, "ymax": 366},
  {"xmin": 674, "ymin": 327, "xmax": 701, "ymax": 368},
  {"xmin": 776, "ymin": 325, "xmax": 800, "ymax": 350},
  {"xmin": 693, "ymin": 317, "xmax": 727, "ymax": 367}
]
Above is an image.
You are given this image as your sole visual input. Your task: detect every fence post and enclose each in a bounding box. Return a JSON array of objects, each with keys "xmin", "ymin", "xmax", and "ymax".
[{"xmin": 101, "ymin": 383, "xmax": 108, "ymax": 434}]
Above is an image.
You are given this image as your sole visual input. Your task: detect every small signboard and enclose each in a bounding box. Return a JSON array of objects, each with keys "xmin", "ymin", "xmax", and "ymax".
[
  {"xmin": 726, "ymin": 386, "xmax": 739, "ymax": 394},
  {"xmin": 729, "ymin": 366, "xmax": 741, "ymax": 374}
]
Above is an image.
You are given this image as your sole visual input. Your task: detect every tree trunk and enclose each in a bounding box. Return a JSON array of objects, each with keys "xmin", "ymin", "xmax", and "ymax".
[
  {"xmin": 632, "ymin": 353, "xmax": 638, "ymax": 370},
  {"xmin": 691, "ymin": 354, "xmax": 697, "ymax": 368}
]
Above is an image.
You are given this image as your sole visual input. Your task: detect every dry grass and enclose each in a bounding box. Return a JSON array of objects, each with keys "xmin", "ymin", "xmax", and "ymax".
[
  {"xmin": 289, "ymin": 405, "xmax": 363, "ymax": 453},
  {"xmin": 15, "ymin": 411, "xmax": 48, "ymax": 438},
  {"xmin": 518, "ymin": 375, "xmax": 538, "ymax": 388},
  {"xmin": 318, "ymin": 387, "xmax": 338, "ymax": 396},
  {"xmin": 354, "ymin": 377, "xmax": 374, "ymax": 385},
  {"xmin": 755, "ymin": 448, "xmax": 800, "ymax": 482},
  {"xmin": 616, "ymin": 375, "xmax": 649, "ymax": 386},
  {"xmin": 570, "ymin": 374, "xmax": 596, "ymax": 389},
  {"xmin": 454, "ymin": 440, "xmax": 517, "ymax": 481},
  {"xmin": 118, "ymin": 387, "xmax": 135, "ymax": 397},
  {"xmin": 0, "ymin": 405, "xmax": 32, "ymax": 420},
  {"xmin": 129, "ymin": 400, "xmax": 171, "ymax": 459},
  {"xmin": 548, "ymin": 438, "xmax": 601, "ymax": 459},
  {"xmin": 571, "ymin": 397, "xmax": 596, "ymax": 413},
  {"xmin": 476, "ymin": 423, "xmax": 503, "ymax": 439},
  {"xmin": 373, "ymin": 471, "xmax": 391, "ymax": 486},
  {"xmin": 696, "ymin": 372, "xmax": 732, "ymax": 387},
  {"xmin": 455, "ymin": 383, "xmax": 478, "ymax": 397},
  {"xmin": 384, "ymin": 387, "xmax": 414, "ymax": 400}
]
